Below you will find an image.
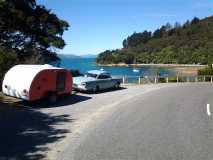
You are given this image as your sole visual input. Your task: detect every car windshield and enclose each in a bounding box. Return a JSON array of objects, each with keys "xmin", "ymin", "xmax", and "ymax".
[{"xmin": 85, "ymin": 73, "xmax": 97, "ymax": 78}]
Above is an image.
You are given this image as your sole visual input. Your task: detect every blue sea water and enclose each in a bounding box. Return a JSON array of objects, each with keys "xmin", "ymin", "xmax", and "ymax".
[{"xmin": 60, "ymin": 56, "xmax": 175, "ymax": 77}]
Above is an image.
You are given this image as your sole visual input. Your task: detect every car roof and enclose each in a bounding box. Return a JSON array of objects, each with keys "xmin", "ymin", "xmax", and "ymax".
[{"xmin": 87, "ymin": 70, "xmax": 109, "ymax": 75}]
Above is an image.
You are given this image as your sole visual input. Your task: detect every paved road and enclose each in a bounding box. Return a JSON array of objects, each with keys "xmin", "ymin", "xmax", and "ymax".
[
  {"xmin": 60, "ymin": 84, "xmax": 213, "ymax": 160},
  {"xmin": 0, "ymin": 83, "xmax": 178, "ymax": 160}
]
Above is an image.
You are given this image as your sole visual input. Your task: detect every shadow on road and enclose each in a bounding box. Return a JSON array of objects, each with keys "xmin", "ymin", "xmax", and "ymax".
[
  {"xmin": 0, "ymin": 102, "xmax": 74, "ymax": 160},
  {"xmin": 78, "ymin": 87, "xmax": 127, "ymax": 95},
  {"xmin": 17, "ymin": 94, "xmax": 92, "ymax": 109},
  {"xmin": 57, "ymin": 94, "xmax": 92, "ymax": 106}
]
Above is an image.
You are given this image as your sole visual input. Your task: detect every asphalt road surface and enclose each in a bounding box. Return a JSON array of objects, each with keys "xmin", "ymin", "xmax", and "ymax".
[{"xmin": 60, "ymin": 84, "xmax": 213, "ymax": 160}]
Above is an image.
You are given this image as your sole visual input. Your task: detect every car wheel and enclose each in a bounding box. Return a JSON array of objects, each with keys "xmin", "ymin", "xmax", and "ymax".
[
  {"xmin": 114, "ymin": 82, "xmax": 120, "ymax": 89},
  {"xmin": 48, "ymin": 92, "xmax": 57, "ymax": 104}
]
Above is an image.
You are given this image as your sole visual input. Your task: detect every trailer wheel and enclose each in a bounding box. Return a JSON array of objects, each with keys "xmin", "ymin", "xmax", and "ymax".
[{"xmin": 48, "ymin": 92, "xmax": 57, "ymax": 104}]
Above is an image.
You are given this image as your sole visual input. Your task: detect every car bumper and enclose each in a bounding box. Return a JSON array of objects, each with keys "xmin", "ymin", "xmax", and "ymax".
[{"xmin": 73, "ymin": 84, "xmax": 88, "ymax": 91}]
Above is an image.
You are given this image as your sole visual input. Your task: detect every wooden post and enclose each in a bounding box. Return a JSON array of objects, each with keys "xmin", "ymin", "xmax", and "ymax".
[
  {"xmin": 187, "ymin": 77, "xmax": 189, "ymax": 83},
  {"xmin": 211, "ymin": 76, "xmax": 213, "ymax": 83},
  {"xmin": 122, "ymin": 76, "xmax": 125, "ymax": 84},
  {"xmin": 166, "ymin": 77, "xmax": 169, "ymax": 83},
  {"xmin": 154, "ymin": 77, "xmax": 157, "ymax": 84}
]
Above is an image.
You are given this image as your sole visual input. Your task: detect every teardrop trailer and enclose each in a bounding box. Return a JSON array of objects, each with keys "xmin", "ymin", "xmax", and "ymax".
[{"xmin": 2, "ymin": 65, "xmax": 73, "ymax": 103}]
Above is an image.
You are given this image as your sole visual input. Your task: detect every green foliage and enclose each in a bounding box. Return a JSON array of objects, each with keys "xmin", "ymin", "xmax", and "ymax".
[
  {"xmin": 158, "ymin": 77, "xmax": 166, "ymax": 83},
  {"xmin": 69, "ymin": 69, "xmax": 83, "ymax": 77},
  {"xmin": 168, "ymin": 77, "xmax": 178, "ymax": 82},
  {"xmin": 0, "ymin": 0, "xmax": 69, "ymax": 64},
  {"xmin": 198, "ymin": 66, "xmax": 213, "ymax": 75},
  {"xmin": 97, "ymin": 16, "xmax": 213, "ymax": 65},
  {"xmin": 123, "ymin": 31, "xmax": 152, "ymax": 48},
  {"xmin": 0, "ymin": 47, "xmax": 18, "ymax": 86}
]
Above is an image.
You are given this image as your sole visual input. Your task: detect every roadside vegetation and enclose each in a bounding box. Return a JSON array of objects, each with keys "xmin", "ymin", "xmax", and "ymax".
[
  {"xmin": 97, "ymin": 16, "xmax": 213, "ymax": 65},
  {"xmin": 69, "ymin": 69, "xmax": 83, "ymax": 77},
  {"xmin": 198, "ymin": 66, "xmax": 213, "ymax": 75},
  {"xmin": 0, "ymin": 0, "xmax": 69, "ymax": 86}
]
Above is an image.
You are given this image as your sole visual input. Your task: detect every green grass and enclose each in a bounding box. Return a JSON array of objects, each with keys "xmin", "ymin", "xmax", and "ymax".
[
  {"xmin": 158, "ymin": 77, "xmax": 166, "ymax": 83},
  {"xmin": 168, "ymin": 77, "xmax": 178, "ymax": 82}
]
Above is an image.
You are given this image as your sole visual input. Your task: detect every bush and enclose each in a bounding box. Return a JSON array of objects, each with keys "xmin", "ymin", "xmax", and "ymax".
[
  {"xmin": 168, "ymin": 77, "xmax": 178, "ymax": 82},
  {"xmin": 158, "ymin": 77, "xmax": 166, "ymax": 83},
  {"xmin": 69, "ymin": 70, "xmax": 83, "ymax": 77},
  {"xmin": 198, "ymin": 67, "xmax": 213, "ymax": 75}
]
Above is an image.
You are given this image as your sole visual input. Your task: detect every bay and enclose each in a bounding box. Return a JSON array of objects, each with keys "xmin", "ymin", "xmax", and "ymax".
[{"xmin": 59, "ymin": 56, "xmax": 175, "ymax": 77}]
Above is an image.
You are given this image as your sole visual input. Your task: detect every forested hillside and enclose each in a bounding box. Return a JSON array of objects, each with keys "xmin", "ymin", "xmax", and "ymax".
[{"xmin": 96, "ymin": 16, "xmax": 213, "ymax": 65}]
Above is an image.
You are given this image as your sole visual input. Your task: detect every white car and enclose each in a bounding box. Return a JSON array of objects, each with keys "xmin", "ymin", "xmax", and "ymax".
[{"xmin": 73, "ymin": 70, "xmax": 122, "ymax": 92}]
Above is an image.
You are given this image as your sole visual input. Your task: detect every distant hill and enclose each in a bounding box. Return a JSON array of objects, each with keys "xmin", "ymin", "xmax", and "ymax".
[
  {"xmin": 97, "ymin": 16, "xmax": 213, "ymax": 65},
  {"xmin": 81, "ymin": 54, "xmax": 97, "ymax": 58},
  {"xmin": 59, "ymin": 54, "xmax": 81, "ymax": 59},
  {"xmin": 59, "ymin": 54, "xmax": 97, "ymax": 59}
]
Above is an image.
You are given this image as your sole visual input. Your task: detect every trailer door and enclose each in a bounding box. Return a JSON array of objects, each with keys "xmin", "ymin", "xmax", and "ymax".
[{"xmin": 56, "ymin": 72, "xmax": 66, "ymax": 92}]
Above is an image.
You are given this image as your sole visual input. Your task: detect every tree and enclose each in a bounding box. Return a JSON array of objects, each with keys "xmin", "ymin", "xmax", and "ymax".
[
  {"xmin": 165, "ymin": 23, "xmax": 172, "ymax": 31},
  {"xmin": 191, "ymin": 17, "xmax": 200, "ymax": 25},
  {"xmin": 183, "ymin": 20, "xmax": 190, "ymax": 28},
  {"xmin": 174, "ymin": 22, "xmax": 181, "ymax": 29},
  {"xmin": 0, "ymin": 47, "xmax": 18, "ymax": 86},
  {"xmin": 153, "ymin": 29, "xmax": 162, "ymax": 38},
  {"xmin": 123, "ymin": 31, "xmax": 152, "ymax": 48},
  {"xmin": 122, "ymin": 39, "xmax": 128, "ymax": 49},
  {"xmin": 141, "ymin": 31, "xmax": 152, "ymax": 43},
  {"xmin": 0, "ymin": 0, "xmax": 69, "ymax": 64}
]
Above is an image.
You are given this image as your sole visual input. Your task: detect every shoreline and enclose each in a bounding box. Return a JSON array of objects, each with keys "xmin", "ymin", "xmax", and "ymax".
[
  {"xmin": 96, "ymin": 63, "xmax": 207, "ymax": 76},
  {"xmin": 97, "ymin": 63, "xmax": 207, "ymax": 68}
]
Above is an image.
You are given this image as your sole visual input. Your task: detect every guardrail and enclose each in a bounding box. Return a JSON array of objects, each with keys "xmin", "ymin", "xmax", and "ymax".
[{"xmin": 115, "ymin": 75, "xmax": 213, "ymax": 84}]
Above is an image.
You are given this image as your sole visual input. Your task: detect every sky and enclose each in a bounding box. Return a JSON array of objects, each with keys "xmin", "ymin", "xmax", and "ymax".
[{"xmin": 37, "ymin": 0, "xmax": 213, "ymax": 56}]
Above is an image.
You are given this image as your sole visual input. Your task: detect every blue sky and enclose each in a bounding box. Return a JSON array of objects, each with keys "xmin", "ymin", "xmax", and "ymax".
[{"xmin": 37, "ymin": 0, "xmax": 213, "ymax": 55}]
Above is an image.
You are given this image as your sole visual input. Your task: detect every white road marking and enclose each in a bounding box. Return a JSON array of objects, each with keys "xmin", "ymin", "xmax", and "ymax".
[{"xmin": 207, "ymin": 104, "xmax": 211, "ymax": 116}]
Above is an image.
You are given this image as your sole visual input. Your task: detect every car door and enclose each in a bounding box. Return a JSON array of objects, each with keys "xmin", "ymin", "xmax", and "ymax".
[
  {"xmin": 104, "ymin": 74, "xmax": 114, "ymax": 88},
  {"xmin": 97, "ymin": 74, "xmax": 112, "ymax": 89}
]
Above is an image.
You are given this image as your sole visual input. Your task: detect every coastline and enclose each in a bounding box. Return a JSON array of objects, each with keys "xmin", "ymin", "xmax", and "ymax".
[
  {"xmin": 97, "ymin": 63, "xmax": 207, "ymax": 68},
  {"xmin": 97, "ymin": 63, "xmax": 207, "ymax": 76}
]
